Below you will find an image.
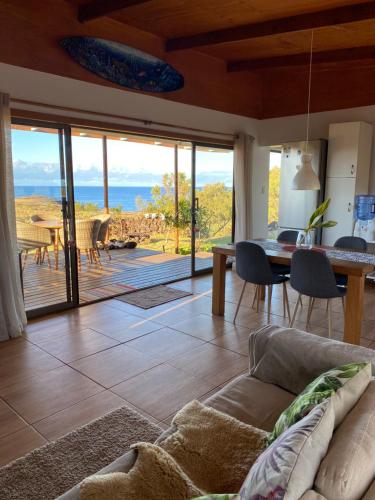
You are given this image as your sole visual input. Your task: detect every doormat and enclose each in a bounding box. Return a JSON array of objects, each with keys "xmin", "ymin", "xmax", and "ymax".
[
  {"xmin": 80, "ymin": 283, "xmax": 137, "ymax": 303},
  {"xmin": 115, "ymin": 285, "xmax": 192, "ymax": 309}
]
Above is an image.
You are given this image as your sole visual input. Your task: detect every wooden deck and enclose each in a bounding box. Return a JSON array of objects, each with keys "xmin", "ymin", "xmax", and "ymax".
[{"xmin": 22, "ymin": 247, "xmax": 213, "ymax": 311}]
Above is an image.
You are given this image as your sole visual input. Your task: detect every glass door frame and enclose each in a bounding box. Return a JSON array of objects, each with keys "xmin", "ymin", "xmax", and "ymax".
[
  {"xmin": 12, "ymin": 118, "xmax": 79, "ymax": 319},
  {"xmin": 191, "ymin": 141, "xmax": 235, "ymax": 276}
]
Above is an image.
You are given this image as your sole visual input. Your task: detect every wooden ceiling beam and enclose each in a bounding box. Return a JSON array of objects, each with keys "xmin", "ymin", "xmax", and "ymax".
[
  {"xmin": 78, "ymin": 0, "xmax": 152, "ymax": 23},
  {"xmin": 166, "ymin": 1, "xmax": 375, "ymax": 51},
  {"xmin": 227, "ymin": 45, "xmax": 375, "ymax": 72}
]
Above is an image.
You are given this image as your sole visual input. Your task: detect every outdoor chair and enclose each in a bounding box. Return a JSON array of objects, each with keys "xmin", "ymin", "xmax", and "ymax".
[
  {"xmin": 289, "ymin": 249, "xmax": 346, "ymax": 338},
  {"xmin": 75, "ymin": 219, "xmax": 102, "ymax": 270},
  {"xmin": 91, "ymin": 214, "xmax": 112, "ymax": 261},
  {"xmin": 16, "ymin": 220, "xmax": 52, "ymax": 270},
  {"xmin": 234, "ymin": 241, "xmax": 291, "ymax": 324}
]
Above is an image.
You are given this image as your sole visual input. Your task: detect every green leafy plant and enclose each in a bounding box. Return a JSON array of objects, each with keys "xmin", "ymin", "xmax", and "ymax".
[{"xmin": 305, "ymin": 198, "xmax": 337, "ymax": 233}]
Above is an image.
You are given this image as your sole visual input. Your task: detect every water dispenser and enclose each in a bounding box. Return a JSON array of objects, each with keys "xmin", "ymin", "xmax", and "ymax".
[{"xmin": 354, "ymin": 195, "xmax": 375, "ymax": 242}]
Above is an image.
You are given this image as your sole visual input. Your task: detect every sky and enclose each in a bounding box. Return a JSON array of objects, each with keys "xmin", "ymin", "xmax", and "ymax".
[
  {"xmin": 269, "ymin": 151, "xmax": 281, "ymax": 170},
  {"xmin": 11, "ymin": 129, "xmax": 234, "ymax": 187}
]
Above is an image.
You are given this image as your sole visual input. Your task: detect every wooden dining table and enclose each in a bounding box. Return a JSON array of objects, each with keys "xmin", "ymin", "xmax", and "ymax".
[
  {"xmin": 212, "ymin": 240, "xmax": 375, "ymax": 346},
  {"xmin": 33, "ymin": 220, "xmax": 63, "ymax": 270}
]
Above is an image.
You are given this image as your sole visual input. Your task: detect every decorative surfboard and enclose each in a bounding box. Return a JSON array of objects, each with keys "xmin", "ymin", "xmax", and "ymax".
[{"xmin": 60, "ymin": 36, "xmax": 184, "ymax": 93}]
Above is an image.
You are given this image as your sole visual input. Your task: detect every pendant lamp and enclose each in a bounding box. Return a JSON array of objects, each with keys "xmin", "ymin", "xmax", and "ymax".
[{"xmin": 292, "ymin": 30, "xmax": 321, "ymax": 191}]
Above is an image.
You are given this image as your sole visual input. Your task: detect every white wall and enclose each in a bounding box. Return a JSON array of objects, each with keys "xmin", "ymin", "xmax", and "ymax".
[{"xmin": 0, "ymin": 62, "xmax": 269, "ymax": 238}]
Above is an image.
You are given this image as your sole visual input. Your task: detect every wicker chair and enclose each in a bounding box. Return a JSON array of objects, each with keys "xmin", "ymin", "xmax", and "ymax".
[
  {"xmin": 75, "ymin": 219, "xmax": 102, "ymax": 270},
  {"xmin": 16, "ymin": 221, "xmax": 52, "ymax": 269},
  {"xmin": 91, "ymin": 214, "xmax": 112, "ymax": 261}
]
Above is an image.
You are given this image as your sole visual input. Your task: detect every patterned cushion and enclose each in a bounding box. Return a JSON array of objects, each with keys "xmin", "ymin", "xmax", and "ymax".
[
  {"xmin": 240, "ymin": 400, "xmax": 335, "ymax": 500},
  {"xmin": 267, "ymin": 362, "xmax": 371, "ymax": 444}
]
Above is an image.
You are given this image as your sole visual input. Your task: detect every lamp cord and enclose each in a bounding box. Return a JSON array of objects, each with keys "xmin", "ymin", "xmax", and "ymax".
[{"xmin": 305, "ymin": 29, "xmax": 314, "ymax": 154}]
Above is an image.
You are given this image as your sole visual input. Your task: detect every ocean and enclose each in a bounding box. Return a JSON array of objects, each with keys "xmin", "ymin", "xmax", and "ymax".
[{"xmin": 14, "ymin": 185, "xmax": 155, "ymax": 212}]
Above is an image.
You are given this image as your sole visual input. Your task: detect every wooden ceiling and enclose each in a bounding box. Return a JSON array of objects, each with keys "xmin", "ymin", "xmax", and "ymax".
[{"xmin": 2, "ymin": 0, "xmax": 375, "ymax": 119}]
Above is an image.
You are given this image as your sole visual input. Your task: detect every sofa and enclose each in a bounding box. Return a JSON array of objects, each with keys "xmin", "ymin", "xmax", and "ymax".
[{"xmin": 58, "ymin": 324, "xmax": 375, "ymax": 499}]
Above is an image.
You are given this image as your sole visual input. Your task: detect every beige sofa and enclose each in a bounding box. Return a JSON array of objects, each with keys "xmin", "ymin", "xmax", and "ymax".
[{"xmin": 59, "ymin": 324, "xmax": 375, "ymax": 499}]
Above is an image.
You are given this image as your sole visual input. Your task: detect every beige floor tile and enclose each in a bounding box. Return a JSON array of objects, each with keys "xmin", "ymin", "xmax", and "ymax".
[
  {"xmin": 70, "ymin": 344, "xmax": 161, "ymax": 388},
  {"xmin": 127, "ymin": 327, "xmax": 206, "ymax": 362},
  {"xmin": 91, "ymin": 314, "xmax": 162, "ymax": 342},
  {"xmin": 168, "ymin": 343, "xmax": 248, "ymax": 386},
  {"xmin": 210, "ymin": 327, "xmax": 252, "ymax": 355},
  {"xmin": 151, "ymin": 307, "xmax": 195, "ymax": 327},
  {"xmin": 33, "ymin": 391, "xmax": 125, "ymax": 440},
  {"xmin": 0, "ymin": 341, "xmax": 63, "ymax": 390},
  {"xmin": 0, "ymin": 427, "xmax": 47, "ymax": 466},
  {"xmin": 112, "ymin": 363, "xmax": 212, "ymax": 421},
  {"xmin": 172, "ymin": 313, "xmax": 236, "ymax": 341},
  {"xmin": 0, "ymin": 398, "xmax": 27, "ymax": 438},
  {"xmin": 26, "ymin": 328, "xmax": 120, "ymax": 363},
  {"xmin": 0, "ymin": 365, "xmax": 103, "ymax": 423}
]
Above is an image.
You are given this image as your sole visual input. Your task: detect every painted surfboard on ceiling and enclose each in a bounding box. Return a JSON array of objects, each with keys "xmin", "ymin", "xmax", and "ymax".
[{"xmin": 60, "ymin": 36, "xmax": 184, "ymax": 93}]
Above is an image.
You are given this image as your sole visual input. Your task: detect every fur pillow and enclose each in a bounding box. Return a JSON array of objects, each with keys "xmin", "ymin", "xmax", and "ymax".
[
  {"xmin": 157, "ymin": 400, "xmax": 268, "ymax": 493},
  {"xmin": 80, "ymin": 442, "xmax": 202, "ymax": 500}
]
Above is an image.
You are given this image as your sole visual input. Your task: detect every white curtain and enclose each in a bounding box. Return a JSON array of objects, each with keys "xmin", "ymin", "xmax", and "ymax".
[
  {"xmin": 234, "ymin": 133, "xmax": 254, "ymax": 242},
  {"xmin": 0, "ymin": 93, "xmax": 26, "ymax": 340}
]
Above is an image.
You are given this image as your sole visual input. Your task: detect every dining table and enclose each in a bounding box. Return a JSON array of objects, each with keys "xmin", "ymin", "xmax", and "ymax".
[
  {"xmin": 33, "ymin": 220, "xmax": 63, "ymax": 270},
  {"xmin": 212, "ymin": 240, "xmax": 375, "ymax": 346}
]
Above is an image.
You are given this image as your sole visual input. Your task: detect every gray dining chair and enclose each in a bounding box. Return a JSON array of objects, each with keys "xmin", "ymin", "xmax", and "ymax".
[
  {"xmin": 289, "ymin": 249, "xmax": 346, "ymax": 338},
  {"xmin": 271, "ymin": 230, "xmax": 299, "ymax": 276},
  {"xmin": 334, "ymin": 236, "xmax": 368, "ymax": 287},
  {"xmin": 234, "ymin": 241, "xmax": 291, "ymax": 324},
  {"xmin": 277, "ymin": 230, "xmax": 299, "ymax": 244}
]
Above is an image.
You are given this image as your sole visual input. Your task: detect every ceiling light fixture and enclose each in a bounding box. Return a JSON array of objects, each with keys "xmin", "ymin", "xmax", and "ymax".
[
  {"xmin": 154, "ymin": 141, "xmax": 162, "ymax": 145},
  {"xmin": 30, "ymin": 127, "xmax": 39, "ymax": 131},
  {"xmin": 292, "ymin": 30, "xmax": 320, "ymax": 191},
  {"xmin": 79, "ymin": 132, "xmax": 87, "ymax": 136},
  {"xmin": 120, "ymin": 137, "xmax": 128, "ymax": 141}
]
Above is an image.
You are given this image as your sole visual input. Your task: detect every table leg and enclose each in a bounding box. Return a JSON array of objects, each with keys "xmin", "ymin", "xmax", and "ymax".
[
  {"xmin": 344, "ymin": 274, "xmax": 365, "ymax": 345},
  {"xmin": 54, "ymin": 229, "xmax": 59, "ymax": 270},
  {"xmin": 212, "ymin": 252, "xmax": 227, "ymax": 316}
]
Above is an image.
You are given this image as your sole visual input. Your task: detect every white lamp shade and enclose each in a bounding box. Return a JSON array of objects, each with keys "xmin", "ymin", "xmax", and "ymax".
[{"xmin": 291, "ymin": 153, "xmax": 320, "ymax": 190}]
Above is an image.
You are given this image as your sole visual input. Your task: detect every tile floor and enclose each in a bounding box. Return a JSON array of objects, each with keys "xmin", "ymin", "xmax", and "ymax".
[{"xmin": 1, "ymin": 269, "xmax": 375, "ymax": 466}]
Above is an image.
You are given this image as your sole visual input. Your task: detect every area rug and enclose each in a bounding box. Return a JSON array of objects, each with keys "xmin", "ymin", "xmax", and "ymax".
[
  {"xmin": 115, "ymin": 285, "xmax": 192, "ymax": 309},
  {"xmin": 0, "ymin": 405, "xmax": 161, "ymax": 500}
]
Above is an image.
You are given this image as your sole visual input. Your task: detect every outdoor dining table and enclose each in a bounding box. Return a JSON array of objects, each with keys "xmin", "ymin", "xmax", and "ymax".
[
  {"xmin": 33, "ymin": 220, "xmax": 63, "ymax": 270},
  {"xmin": 212, "ymin": 239, "xmax": 375, "ymax": 346}
]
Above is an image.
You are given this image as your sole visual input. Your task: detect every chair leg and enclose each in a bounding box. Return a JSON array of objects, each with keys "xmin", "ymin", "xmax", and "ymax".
[
  {"xmin": 44, "ymin": 247, "xmax": 51, "ymax": 269},
  {"xmin": 104, "ymin": 244, "xmax": 111, "ymax": 261},
  {"xmin": 290, "ymin": 293, "xmax": 302, "ymax": 327},
  {"xmin": 256, "ymin": 285, "xmax": 261, "ymax": 313},
  {"xmin": 306, "ymin": 297, "xmax": 315, "ymax": 330},
  {"xmin": 267, "ymin": 285, "xmax": 273, "ymax": 323},
  {"xmin": 326, "ymin": 299, "xmax": 329, "ymax": 313},
  {"xmin": 77, "ymin": 249, "xmax": 81, "ymax": 271},
  {"xmin": 283, "ymin": 282, "xmax": 291, "ymax": 323},
  {"xmin": 251, "ymin": 285, "xmax": 258, "ymax": 309},
  {"xmin": 234, "ymin": 281, "xmax": 247, "ymax": 324},
  {"xmin": 23, "ymin": 250, "xmax": 28, "ymax": 270},
  {"xmin": 299, "ymin": 295, "xmax": 303, "ymax": 307},
  {"xmin": 328, "ymin": 299, "xmax": 332, "ymax": 338},
  {"xmin": 92, "ymin": 248, "xmax": 102, "ymax": 269}
]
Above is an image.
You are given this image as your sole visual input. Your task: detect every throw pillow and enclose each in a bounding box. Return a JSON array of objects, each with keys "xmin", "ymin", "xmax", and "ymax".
[
  {"xmin": 315, "ymin": 379, "xmax": 375, "ymax": 499},
  {"xmin": 240, "ymin": 399, "xmax": 335, "ymax": 500},
  {"xmin": 80, "ymin": 442, "xmax": 202, "ymax": 500},
  {"xmin": 157, "ymin": 400, "xmax": 268, "ymax": 493},
  {"xmin": 192, "ymin": 496, "xmax": 240, "ymax": 500},
  {"xmin": 268, "ymin": 362, "xmax": 371, "ymax": 444}
]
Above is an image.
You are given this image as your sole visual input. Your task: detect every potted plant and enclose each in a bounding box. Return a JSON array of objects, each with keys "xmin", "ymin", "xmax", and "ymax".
[{"xmin": 297, "ymin": 198, "xmax": 337, "ymax": 248}]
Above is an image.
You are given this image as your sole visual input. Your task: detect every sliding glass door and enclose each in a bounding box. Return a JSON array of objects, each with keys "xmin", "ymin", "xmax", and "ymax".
[
  {"xmin": 11, "ymin": 120, "xmax": 78, "ymax": 316},
  {"xmin": 192, "ymin": 144, "xmax": 234, "ymax": 274}
]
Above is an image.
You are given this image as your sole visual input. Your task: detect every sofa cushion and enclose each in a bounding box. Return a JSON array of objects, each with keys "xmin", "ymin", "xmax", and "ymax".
[
  {"xmin": 157, "ymin": 400, "xmax": 267, "ymax": 493},
  {"xmin": 300, "ymin": 492, "xmax": 327, "ymax": 499},
  {"xmin": 205, "ymin": 374, "xmax": 295, "ymax": 432},
  {"xmin": 315, "ymin": 379, "xmax": 375, "ymax": 500},
  {"xmin": 240, "ymin": 400, "xmax": 335, "ymax": 500},
  {"xmin": 249, "ymin": 325, "xmax": 375, "ymax": 395},
  {"xmin": 80, "ymin": 442, "xmax": 202, "ymax": 500},
  {"xmin": 268, "ymin": 362, "xmax": 371, "ymax": 444}
]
